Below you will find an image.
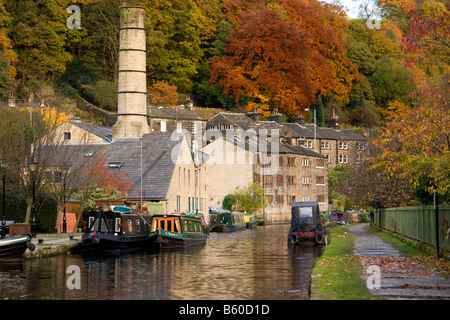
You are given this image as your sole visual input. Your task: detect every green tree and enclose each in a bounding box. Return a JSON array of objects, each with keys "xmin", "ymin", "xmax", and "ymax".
[
  {"xmin": 6, "ymin": 0, "xmax": 72, "ymax": 94},
  {"xmin": 232, "ymin": 182, "xmax": 266, "ymax": 213},
  {"xmin": 370, "ymin": 56, "xmax": 415, "ymax": 109}
]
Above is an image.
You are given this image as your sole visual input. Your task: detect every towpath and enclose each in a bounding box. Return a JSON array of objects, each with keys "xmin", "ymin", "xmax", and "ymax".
[{"xmin": 349, "ymin": 223, "xmax": 450, "ymax": 300}]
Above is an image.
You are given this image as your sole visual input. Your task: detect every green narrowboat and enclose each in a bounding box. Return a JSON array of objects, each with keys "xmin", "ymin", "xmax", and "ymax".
[
  {"xmin": 148, "ymin": 213, "xmax": 207, "ymax": 249},
  {"xmin": 209, "ymin": 207, "xmax": 246, "ymax": 232}
]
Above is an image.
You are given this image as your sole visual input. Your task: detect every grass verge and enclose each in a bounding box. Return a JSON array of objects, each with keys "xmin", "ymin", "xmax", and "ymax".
[{"xmin": 310, "ymin": 225, "xmax": 380, "ymax": 300}]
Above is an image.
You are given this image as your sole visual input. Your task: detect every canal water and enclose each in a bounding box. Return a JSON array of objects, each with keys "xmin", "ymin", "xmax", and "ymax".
[{"xmin": 0, "ymin": 225, "xmax": 323, "ymax": 300}]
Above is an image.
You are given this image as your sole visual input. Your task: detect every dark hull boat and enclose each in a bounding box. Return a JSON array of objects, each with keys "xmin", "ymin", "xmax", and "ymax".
[
  {"xmin": 287, "ymin": 201, "xmax": 328, "ymax": 246},
  {"xmin": 0, "ymin": 234, "xmax": 35, "ymax": 262},
  {"xmin": 148, "ymin": 213, "xmax": 207, "ymax": 250},
  {"xmin": 81, "ymin": 206, "xmax": 152, "ymax": 256},
  {"xmin": 209, "ymin": 208, "xmax": 246, "ymax": 233}
]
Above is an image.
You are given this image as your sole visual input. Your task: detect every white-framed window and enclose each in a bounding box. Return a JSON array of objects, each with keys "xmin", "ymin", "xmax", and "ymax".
[
  {"xmin": 301, "ymin": 158, "xmax": 310, "ymax": 167},
  {"xmin": 339, "ymin": 142, "xmax": 348, "ymax": 150},
  {"xmin": 177, "ymin": 121, "xmax": 182, "ymax": 133},
  {"xmin": 302, "ymin": 176, "xmax": 310, "ymax": 185},
  {"xmin": 339, "ymin": 154, "xmax": 348, "ymax": 163},
  {"xmin": 356, "ymin": 142, "xmax": 365, "ymax": 151},
  {"xmin": 326, "ymin": 154, "xmax": 331, "ymax": 163},
  {"xmin": 306, "ymin": 141, "xmax": 313, "ymax": 149},
  {"xmin": 321, "ymin": 141, "xmax": 330, "ymax": 149},
  {"xmin": 161, "ymin": 120, "xmax": 167, "ymax": 132},
  {"xmin": 302, "ymin": 195, "xmax": 310, "ymax": 202}
]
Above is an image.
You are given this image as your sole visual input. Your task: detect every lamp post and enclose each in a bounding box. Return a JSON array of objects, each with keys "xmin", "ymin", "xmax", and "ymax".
[
  {"xmin": 1, "ymin": 174, "xmax": 5, "ymax": 239},
  {"xmin": 62, "ymin": 171, "xmax": 67, "ymax": 233},
  {"xmin": 29, "ymin": 156, "xmax": 37, "ymax": 238},
  {"xmin": 1, "ymin": 158, "xmax": 7, "ymax": 239}
]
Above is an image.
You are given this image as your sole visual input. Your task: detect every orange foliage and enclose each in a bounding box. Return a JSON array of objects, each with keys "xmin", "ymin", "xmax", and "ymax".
[{"xmin": 211, "ymin": 0, "xmax": 358, "ymax": 117}]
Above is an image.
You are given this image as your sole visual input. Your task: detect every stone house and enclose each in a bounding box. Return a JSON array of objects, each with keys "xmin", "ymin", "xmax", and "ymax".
[
  {"xmin": 44, "ymin": 122, "xmax": 208, "ymax": 217},
  {"xmin": 147, "ymin": 103, "xmax": 206, "ymax": 152}
]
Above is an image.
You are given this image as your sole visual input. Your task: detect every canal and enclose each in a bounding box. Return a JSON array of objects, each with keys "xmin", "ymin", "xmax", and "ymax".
[{"xmin": 0, "ymin": 225, "xmax": 323, "ymax": 300}]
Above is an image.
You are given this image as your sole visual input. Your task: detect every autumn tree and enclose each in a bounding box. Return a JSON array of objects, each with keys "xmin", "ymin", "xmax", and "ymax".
[
  {"xmin": 371, "ymin": 99, "xmax": 449, "ymax": 203},
  {"xmin": 210, "ymin": 0, "xmax": 358, "ymax": 118}
]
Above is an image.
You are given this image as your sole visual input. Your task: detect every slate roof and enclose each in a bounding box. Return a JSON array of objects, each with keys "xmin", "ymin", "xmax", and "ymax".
[
  {"xmin": 71, "ymin": 122, "xmax": 113, "ymax": 142},
  {"xmin": 207, "ymin": 112, "xmax": 367, "ymax": 142},
  {"xmin": 43, "ymin": 133, "xmax": 185, "ymax": 201},
  {"xmin": 148, "ymin": 106, "xmax": 205, "ymax": 121},
  {"xmin": 104, "ymin": 133, "xmax": 182, "ymax": 200}
]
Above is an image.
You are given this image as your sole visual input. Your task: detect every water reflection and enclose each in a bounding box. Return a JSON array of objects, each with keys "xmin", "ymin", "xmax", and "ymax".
[{"xmin": 0, "ymin": 225, "xmax": 323, "ymax": 300}]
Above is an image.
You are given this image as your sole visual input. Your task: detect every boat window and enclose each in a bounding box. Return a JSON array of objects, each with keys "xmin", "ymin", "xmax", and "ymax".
[
  {"xmin": 160, "ymin": 220, "xmax": 165, "ymax": 231},
  {"xmin": 115, "ymin": 218, "xmax": 121, "ymax": 232},
  {"xmin": 88, "ymin": 216, "xmax": 95, "ymax": 229},
  {"xmin": 299, "ymin": 207, "xmax": 313, "ymax": 218},
  {"xmin": 136, "ymin": 220, "xmax": 140, "ymax": 232},
  {"xmin": 152, "ymin": 219, "xmax": 158, "ymax": 232},
  {"xmin": 128, "ymin": 219, "xmax": 132, "ymax": 232},
  {"xmin": 167, "ymin": 220, "xmax": 172, "ymax": 232},
  {"xmin": 174, "ymin": 219, "xmax": 179, "ymax": 233}
]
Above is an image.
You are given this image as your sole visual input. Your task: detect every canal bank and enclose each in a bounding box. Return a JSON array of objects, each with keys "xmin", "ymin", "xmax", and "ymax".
[
  {"xmin": 22, "ymin": 233, "xmax": 82, "ymax": 259},
  {"xmin": 310, "ymin": 223, "xmax": 450, "ymax": 300}
]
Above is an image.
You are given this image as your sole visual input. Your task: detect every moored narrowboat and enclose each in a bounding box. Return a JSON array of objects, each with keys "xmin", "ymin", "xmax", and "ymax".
[
  {"xmin": 81, "ymin": 206, "xmax": 152, "ymax": 255},
  {"xmin": 148, "ymin": 213, "xmax": 207, "ymax": 249},
  {"xmin": 243, "ymin": 213, "xmax": 257, "ymax": 229},
  {"xmin": 210, "ymin": 209, "xmax": 246, "ymax": 233},
  {"xmin": 0, "ymin": 234, "xmax": 35, "ymax": 262}
]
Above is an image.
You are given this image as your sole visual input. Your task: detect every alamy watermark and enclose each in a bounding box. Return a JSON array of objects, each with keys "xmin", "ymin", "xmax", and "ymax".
[
  {"xmin": 366, "ymin": 265, "xmax": 381, "ymax": 289},
  {"xmin": 66, "ymin": 265, "xmax": 81, "ymax": 290},
  {"xmin": 67, "ymin": 5, "xmax": 81, "ymax": 30},
  {"xmin": 170, "ymin": 128, "xmax": 280, "ymax": 175}
]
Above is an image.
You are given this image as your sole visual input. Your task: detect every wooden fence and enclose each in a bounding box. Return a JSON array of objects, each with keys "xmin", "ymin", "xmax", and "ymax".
[{"xmin": 375, "ymin": 205, "xmax": 450, "ymax": 251}]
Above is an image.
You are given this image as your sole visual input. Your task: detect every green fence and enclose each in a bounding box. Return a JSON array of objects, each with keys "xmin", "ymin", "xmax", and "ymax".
[{"xmin": 375, "ymin": 205, "xmax": 450, "ymax": 250}]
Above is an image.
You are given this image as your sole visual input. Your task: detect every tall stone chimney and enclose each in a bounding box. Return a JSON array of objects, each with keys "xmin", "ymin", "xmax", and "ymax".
[{"xmin": 113, "ymin": 6, "xmax": 151, "ymax": 140}]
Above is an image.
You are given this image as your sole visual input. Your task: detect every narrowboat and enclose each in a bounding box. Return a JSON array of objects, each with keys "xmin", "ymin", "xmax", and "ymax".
[
  {"xmin": 148, "ymin": 213, "xmax": 207, "ymax": 249},
  {"xmin": 81, "ymin": 206, "xmax": 153, "ymax": 255},
  {"xmin": 287, "ymin": 201, "xmax": 328, "ymax": 246},
  {"xmin": 0, "ymin": 234, "xmax": 35, "ymax": 262},
  {"xmin": 243, "ymin": 213, "xmax": 257, "ymax": 229},
  {"xmin": 209, "ymin": 207, "xmax": 246, "ymax": 232}
]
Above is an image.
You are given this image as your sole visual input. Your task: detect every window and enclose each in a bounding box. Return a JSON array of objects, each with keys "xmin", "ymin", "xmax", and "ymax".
[
  {"xmin": 356, "ymin": 154, "xmax": 365, "ymax": 165},
  {"xmin": 177, "ymin": 121, "xmax": 182, "ymax": 133},
  {"xmin": 266, "ymin": 195, "xmax": 274, "ymax": 205},
  {"xmin": 301, "ymin": 158, "xmax": 310, "ymax": 167},
  {"xmin": 356, "ymin": 142, "xmax": 365, "ymax": 151},
  {"xmin": 339, "ymin": 142, "xmax": 348, "ymax": 150},
  {"xmin": 161, "ymin": 120, "xmax": 166, "ymax": 132},
  {"xmin": 317, "ymin": 195, "xmax": 325, "ymax": 203},
  {"xmin": 302, "ymin": 176, "xmax": 310, "ymax": 185},
  {"xmin": 287, "ymin": 157, "xmax": 296, "ymax": 167},
  {"xmin": 326, "ymin": 154, "xmax": 331, "ymax": 163},
  {"xmin": 302, "ymin": 195, "xmax": 310, "ymax": 201},
  {"xmin": 276, "ymin": 194, "xmax": 284, "ymax": 204},
  {"xmin": 263, "ymin": 175, "xmax": 273, "ymax": 187},
  {"xmin": 306, "ymin": 141, "xmax": 313, "ymax": 149},
  {"xmin": 316, "ymin": 159, "xmax": 325, "ymax": 168},
  {"xmin": 276, "ymin": 175, "xmax": 283, "ymax": 185},
  {"xmin": 279, "ymin": 156, "xmax": 284, "ymax": 166},
  {"xmin": 321, "ymin": 141, "xmax": 330, "ymax": 149},
  {"xmin": 287, "ymin": 195, "xmax": 296, "ymax": 205},
  {"xmin": 287, "ymin": 175, "xmax": 295, "ymax": 186},
  {"xmin": 128, "ymin": 219, "xmax": 132, "ymax": 232},
  {"xmin": 339, "ymin": 154, "xmax": 348, "ymax": 163},
  {"xmin": 136, "ymin": 220, "xmax": 140, "ymax": 232},
  {"xmin": 64, "ymin": 132, "xmax": 71, "ymax": 140},
  {"xmin": 316, "ymin": 176, "xmax": 325, "ymax": 185},
  {"xmin": 253, "ymin": 174, "xmax": 261, "ymax": 183}
]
